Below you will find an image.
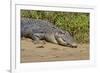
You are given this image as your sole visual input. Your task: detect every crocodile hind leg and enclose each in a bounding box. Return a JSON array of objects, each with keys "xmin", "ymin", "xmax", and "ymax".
[{"xmin": 31, "ymin": 34, "xmax": 46, "ymax": 44}]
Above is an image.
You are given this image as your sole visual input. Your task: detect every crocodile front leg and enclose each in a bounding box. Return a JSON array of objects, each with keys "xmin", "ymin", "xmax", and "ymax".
[
  {"xmin": 56, "ymin": 37, "xmax": 67, "ymax": 46},
  {"xmin": 45, "ymin": 33, "xmax": 58, "ymax": 44}
]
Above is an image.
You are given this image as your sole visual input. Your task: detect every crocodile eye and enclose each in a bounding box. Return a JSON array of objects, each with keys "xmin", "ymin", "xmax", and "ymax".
[
  {"xmin": 62, "ymin": 32, "xmax": 65, "ymax": 34},
  {"xmin": 59, "ymin": 31, "xmax": 64, "ymax": 34},
  {"xmin": 52, "ymin": 26, "xmax": 56, "ymax": 28}
]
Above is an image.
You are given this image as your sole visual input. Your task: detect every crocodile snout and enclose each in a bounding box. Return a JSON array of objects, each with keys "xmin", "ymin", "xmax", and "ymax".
[
  {"xmin": 67, "ymin": 43, "xmax": 77, "ymax": 48},
  {"xmin": 71, "ymin": 43, "xmax": 77, "ymax": 48}
]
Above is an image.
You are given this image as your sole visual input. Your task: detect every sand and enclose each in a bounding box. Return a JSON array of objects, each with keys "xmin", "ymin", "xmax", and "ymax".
[{"xmin": 21, "ymin": 38, "xmax": 89, "ymax": 63}]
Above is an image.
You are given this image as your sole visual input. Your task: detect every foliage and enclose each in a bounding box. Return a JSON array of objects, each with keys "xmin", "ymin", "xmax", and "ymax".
[{"xmin": 21, "ymin": 10, "xmax": 89, "ymax": 43}]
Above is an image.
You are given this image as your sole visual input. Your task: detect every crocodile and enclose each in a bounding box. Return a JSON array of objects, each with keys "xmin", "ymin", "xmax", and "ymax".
[{"xmin": 21, "ymin": 18, "xmax": 77, "ymax": 48}]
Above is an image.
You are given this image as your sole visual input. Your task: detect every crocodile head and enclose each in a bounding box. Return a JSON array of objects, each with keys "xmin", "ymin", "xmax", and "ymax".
[{"xmin": 58, "ymin": 31, "xmax": 77, "ymax": 48}]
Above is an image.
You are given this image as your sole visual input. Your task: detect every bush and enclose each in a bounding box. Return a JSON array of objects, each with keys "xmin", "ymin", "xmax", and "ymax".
[{"xmin": 21, "ymin": 10, "xmax": 89, "ymax": 43}]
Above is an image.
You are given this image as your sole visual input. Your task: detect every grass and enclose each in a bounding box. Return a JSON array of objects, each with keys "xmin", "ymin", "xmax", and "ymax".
[{"xmin": 21, "ymin": 10, "xmax": 89, "ymax": 43}]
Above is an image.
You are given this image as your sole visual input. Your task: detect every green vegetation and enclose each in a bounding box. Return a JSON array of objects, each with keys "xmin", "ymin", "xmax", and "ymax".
[{"xmin": 21, "ymin": 10, "xmax": 89, "ymax": 43}]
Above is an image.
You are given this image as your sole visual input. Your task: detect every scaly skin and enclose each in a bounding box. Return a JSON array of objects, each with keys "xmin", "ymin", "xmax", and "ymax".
[{"xmin": 21, "ymin": 18, "xmax": 77, "ymax": 48}]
